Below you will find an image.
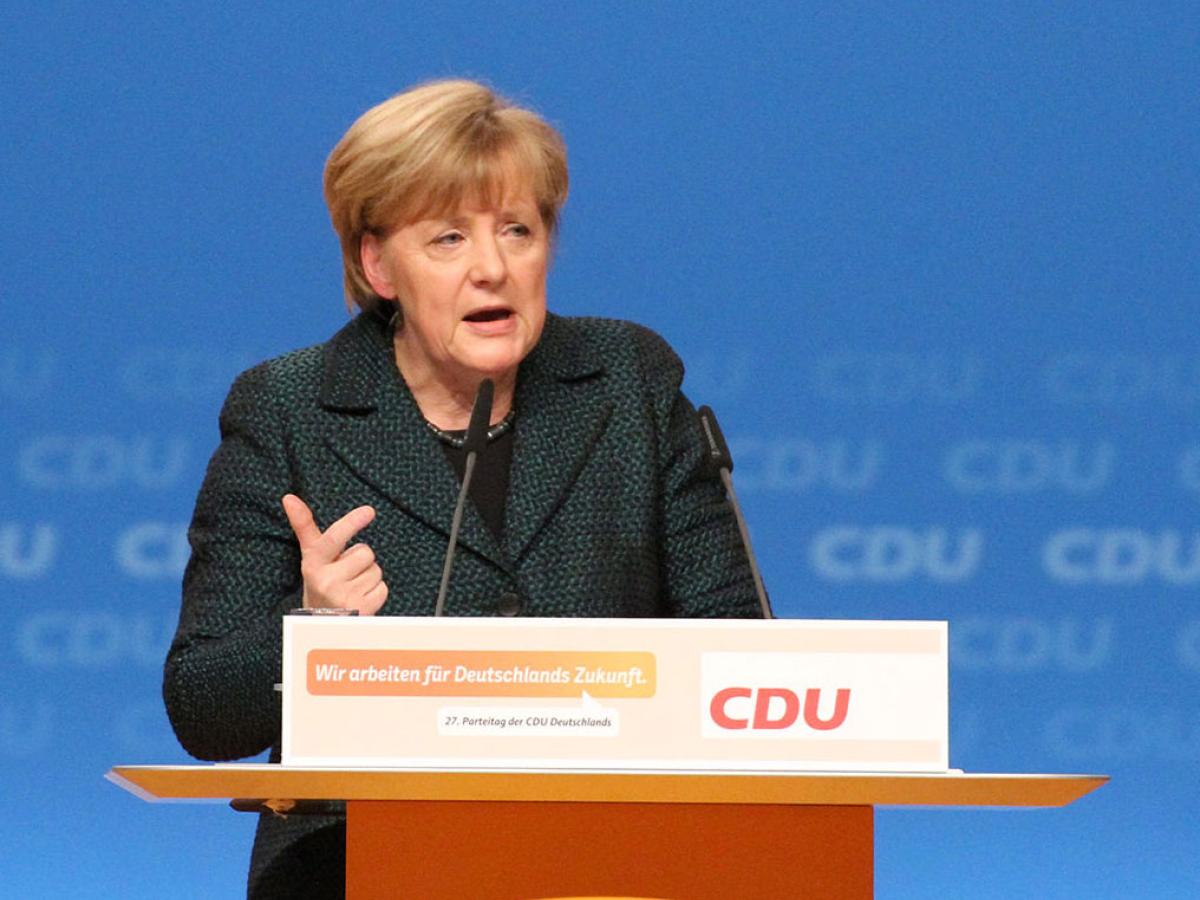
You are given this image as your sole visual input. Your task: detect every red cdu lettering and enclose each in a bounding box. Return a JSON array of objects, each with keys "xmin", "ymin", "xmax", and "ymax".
[
  {"xmin": 709, "ymin": 687, "xmax": 752, "ymax": 729},
  {"xmin": 803, "ymin": 688, "xmax": 851, "ymax": 730},
  {"xmin": 752, "ymin": 687, "xmax": 800, "ymax": 729},
  {"xmin": 709, "ymin": 687, "xmax": 852, "ymax": 731}
]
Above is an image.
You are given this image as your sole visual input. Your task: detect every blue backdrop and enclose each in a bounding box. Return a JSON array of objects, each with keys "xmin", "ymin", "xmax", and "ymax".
[{"xmin": 3, "ymin": 3, "xmax": 1195, "ymax": 896}]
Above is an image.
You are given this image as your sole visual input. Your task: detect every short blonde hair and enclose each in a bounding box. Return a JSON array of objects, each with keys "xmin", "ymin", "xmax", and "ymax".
[{"xmin": 323, "ymin": 79, "xmax": 569, "ymax": 312}]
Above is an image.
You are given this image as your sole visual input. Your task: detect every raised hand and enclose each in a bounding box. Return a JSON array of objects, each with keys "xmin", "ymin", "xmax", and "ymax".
[{"xmin": 281, "ymin": 494, "xmax": 388, "ymax": 615}]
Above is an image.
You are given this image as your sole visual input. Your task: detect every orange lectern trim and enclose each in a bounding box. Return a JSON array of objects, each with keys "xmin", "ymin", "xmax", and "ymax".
[
  {"xmin": 106, "ymin": 765, "xmax": 1107, "ymax": 808},
  {"xmin": 345, "ymin": 799, "xmax": 873, "ymax": 900}
]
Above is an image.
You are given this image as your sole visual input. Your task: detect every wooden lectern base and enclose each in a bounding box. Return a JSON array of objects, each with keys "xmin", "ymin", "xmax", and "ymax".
[
  {"xmin": 108, "ymin": 765, "xmax": 1107, "ymax": 900},
  {"xmin": 346, "ymin": 799, "xmax": 872, "ymax": 900}
]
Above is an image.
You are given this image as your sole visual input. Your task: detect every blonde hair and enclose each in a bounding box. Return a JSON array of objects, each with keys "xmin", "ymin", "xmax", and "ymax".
[{"xmin": 323, "ymin": 79, "xmax": 569, "ymax": 312}]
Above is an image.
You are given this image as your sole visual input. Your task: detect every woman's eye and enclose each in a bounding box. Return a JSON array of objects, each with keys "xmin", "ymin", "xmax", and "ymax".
[
  {"xmin": 433, "ymin": 232, "xmax": 464, "ymax": 246},
  {"xmin": 504, "ymin": 223, "xmax": 532, "ymax": 238}
]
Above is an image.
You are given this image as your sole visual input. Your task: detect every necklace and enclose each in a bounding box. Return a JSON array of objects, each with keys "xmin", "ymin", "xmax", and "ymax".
[{"xmin": 425, "ymin": 407, "xmax": 516, "ymax": 449}]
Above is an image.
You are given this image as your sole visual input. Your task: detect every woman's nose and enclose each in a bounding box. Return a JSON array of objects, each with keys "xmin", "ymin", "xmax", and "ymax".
[{"xmin": 468, "ymin": 234, "xmax": 508, "ymax": 286}]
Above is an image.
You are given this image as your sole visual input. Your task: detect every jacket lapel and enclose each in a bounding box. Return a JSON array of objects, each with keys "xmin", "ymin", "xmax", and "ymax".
[
  {"xmin": 318, "ymin": 313, "xmax": 509, "ymax": 571},
  {"xmin": 504, "ymin": 315, "xmax": 612, "ymax": 563}
]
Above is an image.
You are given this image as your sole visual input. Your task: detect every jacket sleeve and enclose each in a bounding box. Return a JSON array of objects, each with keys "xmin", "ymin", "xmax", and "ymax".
[
  {"xmin": 163, "ymin": 364, "xmax": 301, "ymax": 760},
  {"xmin": 632, "ymin": 325, "xmax": 764, "ymax": 619}
]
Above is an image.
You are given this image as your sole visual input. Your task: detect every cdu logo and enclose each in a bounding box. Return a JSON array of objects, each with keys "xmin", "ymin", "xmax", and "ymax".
[
  {"xmin": 810, "ymin": 526, "xmax": 983, "ymax": 583},
  {"xmin": 1043, "ymin": 353, "xmax": 1200, "ymax": 406},
  {"xmin": 730, "ymin": 438, "xmax": 883, "ymax": 493},
  {"xmin": 18, "ymin": 435, "xmax": 190, "ymax": 490},
  {"xmin": 812, "ymin": 353, "xmax": 982, "ymax": 404},
  {"xmin": 1043, "ymin": 529, "xmax": 1200, "ymax": 585},
  {"xmin": 16, "ymin": 612, "xmax": 175, "ymax": 667},
  {"xmin": 1045, "ymin": 706, "xmax": 1200, "ymax": 762},
  {"xmin": 119, "ymin": 348, "xmax": 255, "ymax": 402},
  {"xmin": 0, "ymin": 524, "xmax": 58, "ymax": 579},
  {"xmin": 709, "ymin": 687, "xmax": 852, "ymax": 732},
  {"xmin": 114, "ymin": 522, "xmax": 190, "ymax": 579},
  {"xmin": 951, "ymin": 615, "xmax": 1114, "ymax": 673},
  {"xmin": 944, "ymin": 440, "xmax": 1114, "ymax": 495}
]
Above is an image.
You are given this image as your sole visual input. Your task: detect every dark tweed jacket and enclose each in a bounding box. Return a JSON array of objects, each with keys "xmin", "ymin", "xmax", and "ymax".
[{"xmin": 163, "ymin": 310, "xmax": 759, "ymax": 897}]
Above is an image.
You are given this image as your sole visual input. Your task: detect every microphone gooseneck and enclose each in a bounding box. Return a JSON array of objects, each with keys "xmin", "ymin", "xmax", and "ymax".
[
  {"xmin": 434, "ymin": 379, "xmax": 495, "ymax": 617},
  {"xmin": 461, "ymin": 378, "xmax": 495, "ymax": 455},
  {"xmin": 697, "ymin": 405, "xmax": 774, "ymax": 619}
]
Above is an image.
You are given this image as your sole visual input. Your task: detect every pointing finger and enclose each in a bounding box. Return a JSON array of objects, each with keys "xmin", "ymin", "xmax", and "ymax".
[
  {"xmin": 320, "ymin": 505, "xmax": 377, "ymax": 558},
  {"xmin": 282, "ymin": 494, "xmax": 322, "ymax": 550}
]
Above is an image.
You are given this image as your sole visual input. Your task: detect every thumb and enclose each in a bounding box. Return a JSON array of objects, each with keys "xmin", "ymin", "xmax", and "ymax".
[{"xmin": 282, "ymin": 494, "xmax": 323, "ymax": 551}]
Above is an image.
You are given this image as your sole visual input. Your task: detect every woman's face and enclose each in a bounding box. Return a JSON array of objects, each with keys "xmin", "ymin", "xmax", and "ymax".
[{"xmin": 361, "ymin": 189, "xmax": 549, "ymax": 389}]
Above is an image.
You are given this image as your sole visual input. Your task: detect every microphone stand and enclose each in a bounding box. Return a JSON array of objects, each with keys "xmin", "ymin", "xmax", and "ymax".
[
  {"xmin": 434, "ymin": 378, "xmax": 494, "ymax": 617},
  {"xmin": 697, "ymin": 405, "xmax": 774, "ymax": 619}
]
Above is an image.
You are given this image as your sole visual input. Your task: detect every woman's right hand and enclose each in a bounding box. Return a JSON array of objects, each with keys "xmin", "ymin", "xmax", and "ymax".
[{"xmin": 281, "ymin": 494, "xmax": 388, "ymax": 615}]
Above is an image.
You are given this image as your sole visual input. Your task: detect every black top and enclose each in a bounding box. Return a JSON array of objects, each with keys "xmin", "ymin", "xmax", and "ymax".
[{"xmin": 438, "ymin": 428, "xmax": 515, "ymax": 540}]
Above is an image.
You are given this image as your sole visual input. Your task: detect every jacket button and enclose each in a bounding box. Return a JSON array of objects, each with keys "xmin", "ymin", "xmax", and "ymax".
[{"xmin": 497, "ymin": 592, "xmax": 523, "ymax": 617}]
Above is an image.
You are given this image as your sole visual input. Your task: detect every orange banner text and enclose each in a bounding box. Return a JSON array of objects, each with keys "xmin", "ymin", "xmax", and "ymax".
[{"xmin": 306, "ymin": 649, "xmax": 657, "ymax": 698}]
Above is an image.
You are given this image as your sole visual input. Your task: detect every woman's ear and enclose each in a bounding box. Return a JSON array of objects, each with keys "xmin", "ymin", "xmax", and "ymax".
[{"xmin": 360, "ymin": 232, "xmax": 398, "ymax": 299}]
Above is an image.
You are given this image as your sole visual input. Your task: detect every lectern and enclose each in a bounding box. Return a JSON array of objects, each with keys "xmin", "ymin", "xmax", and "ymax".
[
  {"xmin": 122, "ymin": 617, "xmax": 1105, "ymax": 897},
  {"xmin": 107, "ymin": 764, "xmax": 1105, "ymax": 899}
]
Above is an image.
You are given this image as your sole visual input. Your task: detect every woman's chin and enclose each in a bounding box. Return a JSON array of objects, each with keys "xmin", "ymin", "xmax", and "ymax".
[
  {"xmin": 453, "ymin": 328, "xmax": 540, "ymax": 377},
  {"xmin": 455, "ymin": 346, "xmax": 525, "ymax": 379}
]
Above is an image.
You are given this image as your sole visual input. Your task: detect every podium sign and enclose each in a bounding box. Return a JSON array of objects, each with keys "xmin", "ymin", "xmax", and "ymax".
[{"xmin": 281, "ymin": 617, "xmax": 948, "ymax": 772}]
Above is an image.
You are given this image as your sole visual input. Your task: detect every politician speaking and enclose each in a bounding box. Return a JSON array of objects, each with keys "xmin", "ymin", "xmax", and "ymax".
[{"xmin": 163, "ymin": 79, "xmax": 760, "ymax": 898}]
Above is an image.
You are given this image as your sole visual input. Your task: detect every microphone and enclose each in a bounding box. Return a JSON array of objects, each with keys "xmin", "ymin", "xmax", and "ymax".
[
  {"xmin": 462, "ymin": 377, "xmax": 494, "ymax": 455},
  {"xmin": 697, "ymin": 405, "xmax": 774, "ymax": 619},
  {"xmin": 434, "ymin": 378, "xmax": 494, "ymax": 617}
]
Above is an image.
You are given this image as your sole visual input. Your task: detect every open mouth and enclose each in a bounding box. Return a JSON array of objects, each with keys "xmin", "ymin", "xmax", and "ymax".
[{"xmin": 463, "ymin": 308, "xmax": 513, "ymax": 323}]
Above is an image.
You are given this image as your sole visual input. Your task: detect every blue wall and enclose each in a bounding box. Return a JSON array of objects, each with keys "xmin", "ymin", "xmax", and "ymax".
[{"xmin": 3, "ymin": 3, "xmax": 1195, "ymax": 896}]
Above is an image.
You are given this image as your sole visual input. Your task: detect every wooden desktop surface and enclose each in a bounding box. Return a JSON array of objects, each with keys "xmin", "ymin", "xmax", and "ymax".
[{"xmin": 108, "ymin": 764, "xmax": 1106, "ymax": 808}]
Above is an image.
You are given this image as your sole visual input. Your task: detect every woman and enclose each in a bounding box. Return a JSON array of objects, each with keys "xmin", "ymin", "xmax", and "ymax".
[{"xmin": 164, "ymin": 79, "xmax": 759, "ymax": 898}]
